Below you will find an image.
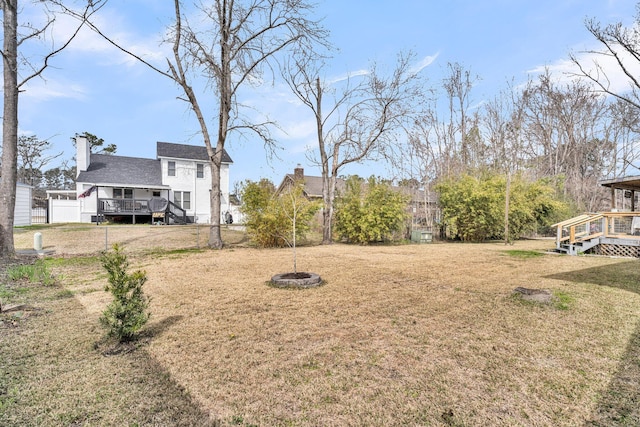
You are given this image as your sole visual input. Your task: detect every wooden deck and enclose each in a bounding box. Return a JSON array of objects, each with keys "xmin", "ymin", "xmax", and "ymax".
[
  {"xmin": 554, "ymin": 212, "xmax": 640, "ymax": 257},
  {"xmin": 97, "ymin": 198, "xmax": 188, "ymax": 224}
]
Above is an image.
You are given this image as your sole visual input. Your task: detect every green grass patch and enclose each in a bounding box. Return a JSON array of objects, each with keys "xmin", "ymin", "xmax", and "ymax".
[
  {"xmin": 53, "ymin": 289, "xmax": 75, "ymax": 300},
  {"xmin": 6, "ymin": 261, "xmax": 55, "ymax": 286},
  {"xmin": 44, "ymin": 256, "xmax": 101, "ymax": 268},
  {"xmin": 503, "ymin": 249, "xmax": 544, "ymax": 259},
  {"xmin": 553, "ymin": 290, "xmax": 574, "ymax": 310},
  {"xmin": 141, "ymin": 247, "xmax": 206, "ymax": 257},
  {"xmin": 0, "ymin": 284, "xmax": 30, "ymax": 301}
]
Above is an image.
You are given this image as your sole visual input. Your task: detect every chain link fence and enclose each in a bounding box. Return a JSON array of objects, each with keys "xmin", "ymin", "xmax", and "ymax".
[{"xmin": 14, "ymin": 224, "xmax": 246, "ymax": 256}]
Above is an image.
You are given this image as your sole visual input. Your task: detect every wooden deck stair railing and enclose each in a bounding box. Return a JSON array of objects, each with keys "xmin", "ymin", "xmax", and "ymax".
[
  {"xmin": 553, "ymin": 212, "xmax": 640, "ymax": 255},
  {"xmin": 553, "ymin": 213, "xmax": 604, "ymax": 255}
]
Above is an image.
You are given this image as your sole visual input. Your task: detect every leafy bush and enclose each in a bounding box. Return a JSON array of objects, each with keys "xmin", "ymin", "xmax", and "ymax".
[
  {"xmin": 240, "ymin": 178, "xmax": 320, "ymax": 248},
  {"xmin": 100, "ymin": 244, "xmax": 150, "ymax": 342},
  {"xmin": 334, "ymin": 176, "xmax": 410, "ymax": 244},
  {"xmin": 436, "ymin": 173, "xmax": 568, "ymax": 242}
]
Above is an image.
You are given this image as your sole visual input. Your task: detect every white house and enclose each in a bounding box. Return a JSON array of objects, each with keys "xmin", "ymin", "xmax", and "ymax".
[{"xmin": 71, "ymin": 136, "xmax": 233, "ymax": 224}]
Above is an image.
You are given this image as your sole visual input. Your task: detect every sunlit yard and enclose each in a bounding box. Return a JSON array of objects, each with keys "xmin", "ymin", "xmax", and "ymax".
[{"xmin": 2, "ymin": 233, "xmax": 639, "ymax": 426}]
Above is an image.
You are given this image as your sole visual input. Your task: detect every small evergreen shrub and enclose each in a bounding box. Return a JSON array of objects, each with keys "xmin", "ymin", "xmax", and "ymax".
[{"xmin": 100, "ymin": 244, "xmax": 150, "ymax": 342}]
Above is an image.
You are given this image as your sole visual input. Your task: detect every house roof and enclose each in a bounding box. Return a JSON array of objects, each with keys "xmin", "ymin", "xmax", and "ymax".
[
  {"xmin": 279, "ymin": 173, "xmax": 333, "ymax": 198},
  {"xmin": 0, "ymin": 179, "xmax": 32, "ymax": 188},
  {"xmin": 600, "ymin": 175, "xmax": 640, "ymax": 191},
  {"xmin": 76, "ymin": 154, "xmax": 166, "ymax": 188},
  {"xmin": 276, "ymin": 171, "xmax": 438, "ymax": 204},
  {"xmin": 157, "ymin": 141, "xmax": 233, "ymax": 163}
]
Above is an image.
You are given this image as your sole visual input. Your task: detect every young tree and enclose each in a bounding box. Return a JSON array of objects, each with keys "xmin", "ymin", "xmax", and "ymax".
[
  {"xmin": 284, "ymin": 52, "xmax": 424, "ymax": 244},
  {"xmin": 240, "ymin": 178, "xmax": 318, "ymax": 249},
  {"xmin": 100, "ymin": 244, "xmax": 150, "ymax": 342},
  {"xmin": 82, "ymin": 0, "xmax": 327, "ymax": 249},
  {"xmin": 0, "ymin": 0, "xmax": 104, "ymax": 259}
]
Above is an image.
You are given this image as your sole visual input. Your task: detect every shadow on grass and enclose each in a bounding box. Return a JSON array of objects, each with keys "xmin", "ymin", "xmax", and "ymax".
[
  {"xmin": 143, "ymin": 314, "xmax": 184, "ymax": 339},
  {"xmin": 546, "ymin": 261, "xmax": 640, "ymax": 426},
  {"xmin": 1, "ymin": 295, "xmax": 219, "ymax": 426}
]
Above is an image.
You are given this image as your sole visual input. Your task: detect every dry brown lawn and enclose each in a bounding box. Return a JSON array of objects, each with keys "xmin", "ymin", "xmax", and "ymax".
[{"xmin": 3, "ymin": 226, "xmax": 640, "ymax": 426}]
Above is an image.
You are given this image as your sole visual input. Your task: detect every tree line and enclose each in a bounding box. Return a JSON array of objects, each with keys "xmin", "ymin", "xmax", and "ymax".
[{"xmin": 2, "ymin": 0, "xmax": 640, "ymax": 257}]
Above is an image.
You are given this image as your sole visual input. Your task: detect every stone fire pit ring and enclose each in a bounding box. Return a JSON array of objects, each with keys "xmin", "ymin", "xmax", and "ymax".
[{"xmin": 270, "ymin": 272, "xmax": 323, "ymax": 288}]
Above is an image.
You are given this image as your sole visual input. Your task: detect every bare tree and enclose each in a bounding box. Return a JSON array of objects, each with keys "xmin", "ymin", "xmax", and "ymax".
[
  {"xmin": 443, "ymin": 62, "xmax": 480, "ymax": 169},
  {"xmin": 81, "ymin": 0, "xmax": 327, "ymax": 249},
  {"xmin": 17, "ymin": 135, "xmax": 62, "ymax": 187},
  {"xmin": 570, "ymin": 7, "xmax": 640, "ymax": 110},
  {"xmin": 521, "ymin": 72, "xmax": 613, "ymax": 211},
  {"xmin": 284, "ymin": 52, "xmax": 424, "ymax": 244},
  {"xmin": 483, "ymin": 86, "xmax": 528, "ymax": 243},
  {"xmin": 0, "ymin": 0, "xmax": 103, "ymax": 258}
]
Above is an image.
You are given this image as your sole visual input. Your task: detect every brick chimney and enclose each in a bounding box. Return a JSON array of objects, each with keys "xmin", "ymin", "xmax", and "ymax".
[{"xmin": 294, "ymin": 164, "xmax": 304, "ymax": 181}]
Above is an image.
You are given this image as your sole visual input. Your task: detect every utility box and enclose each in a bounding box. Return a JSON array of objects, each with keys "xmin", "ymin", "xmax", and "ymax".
[{"xmin": 411, "ymin": 230, "xmax": 433, "ymax": 243}]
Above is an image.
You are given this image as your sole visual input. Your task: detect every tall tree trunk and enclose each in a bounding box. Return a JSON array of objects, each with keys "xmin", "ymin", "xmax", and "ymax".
[
  {"xmin": 208, "ymin": 147, "xmax": 223, "ymax": 248},
  {"xmin": 321, "ymin": 174, "xmax": 336, "ymax": 244},
  {"xmin": 0, "ymin": 0, "xmax": 19, "ymax": 259},
  {"xmin": 504, "ymin": 172, "xmax": 511, "ymax": 245}
]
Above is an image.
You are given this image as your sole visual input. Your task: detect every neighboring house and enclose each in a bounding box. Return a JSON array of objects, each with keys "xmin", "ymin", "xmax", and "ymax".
[
  {"xmin": 72, "ymin": 136, "xmax": 233, "ymax": 224},
  {"xmin": 276, "ymin": 165, "xmax": 342, "ymax": 201},
  {"xmin": 15, "ymin": 182, "xmax": 33, "ymax": 226},
  {"xmin": 275, "ymin": 165, "xmax": 439, "ymax": 229}
]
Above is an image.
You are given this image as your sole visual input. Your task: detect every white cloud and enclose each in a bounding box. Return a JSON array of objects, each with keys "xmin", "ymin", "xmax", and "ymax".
[
  {"xmin": 328, "ymin": 69, "xmax": 369, "ymax": 85},
  {"xmin": 527, "ymin": 43, "xmax": 640, "ymax": 95},
  {"xmin": 47, "ymin": 7, "xmax": 169, "ymax": 69},
  {"xmin": 21, "ymin": 78, "xmax": 88, "ymax": 103},
  {"xmin": 410, "ymin": 52, "xmax": 440, "ymax": 74}
]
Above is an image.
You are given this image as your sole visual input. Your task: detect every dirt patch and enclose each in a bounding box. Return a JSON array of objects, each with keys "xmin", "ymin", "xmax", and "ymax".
[{"xmin": 513, "ymin": 286, "xmax": 554, "ymax": 304}]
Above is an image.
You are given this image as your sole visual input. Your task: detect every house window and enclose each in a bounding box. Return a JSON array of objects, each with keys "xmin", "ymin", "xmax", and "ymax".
[
  {"xmin": 197, "ymin": 163, "xmax": 204, "ymax": 179},
  {"xmin": 174, "ymin": 191, "xmax": 191, "ymax": 210},
  {"xmin": 168, "ymin": 161, "xmax": 176, "ymax": 176},
  {"xmin": 152, "ymin": 191, "xmax": 161, "ymax": 197},
  {"xmin": 113, "ymin": 188, "xmax": 133, "ymax": 199}
]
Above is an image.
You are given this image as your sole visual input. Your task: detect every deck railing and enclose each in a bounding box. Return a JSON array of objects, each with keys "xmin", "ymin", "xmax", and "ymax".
[
  {"xmin": 98, "ymin": 198, "xmax": 150, "ymax": 214},
  {"xmin": 555, "ymin": 212, "xmax": 640, "ymax": 247}
]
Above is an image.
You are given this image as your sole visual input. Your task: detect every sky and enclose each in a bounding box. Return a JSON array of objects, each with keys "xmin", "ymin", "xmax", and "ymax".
[{"xmin": 13, "ymin": 0, "xmax": 640, "ymax": 189}]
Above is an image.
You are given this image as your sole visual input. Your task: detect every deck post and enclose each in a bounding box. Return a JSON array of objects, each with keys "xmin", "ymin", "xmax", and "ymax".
[
  {"xmin": 611, "ymin": 187, "xmax": 616, "ymax": 210},
  {"xmin": 570, "ymin": 225, "xmax": 575, "ymax": 244}
]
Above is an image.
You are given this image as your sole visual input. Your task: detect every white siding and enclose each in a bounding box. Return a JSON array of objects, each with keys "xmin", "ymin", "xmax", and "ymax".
[
  {"xmin": 77, "ymin": 183, "xmax": 98, "ymax": 223},
  {"xmin": 14, "ymin": 183, "xmax": 32, "ymax": 226},
  {"xmin": 161, "ymin": 158, "xmax": 231, "ymax": 224}
]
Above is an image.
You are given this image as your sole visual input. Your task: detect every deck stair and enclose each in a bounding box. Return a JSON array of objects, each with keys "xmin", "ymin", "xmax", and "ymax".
[
  {"xmin": 166, "ymin": 200, "xmax": 188, "ymax": 224},
  {"xmin": 553, "ymin": 213, "xmax": 604, "ymax": 255},
  {"xmin": 553, "ymin": 211, "xmax": 640, "ymax": 257}
]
